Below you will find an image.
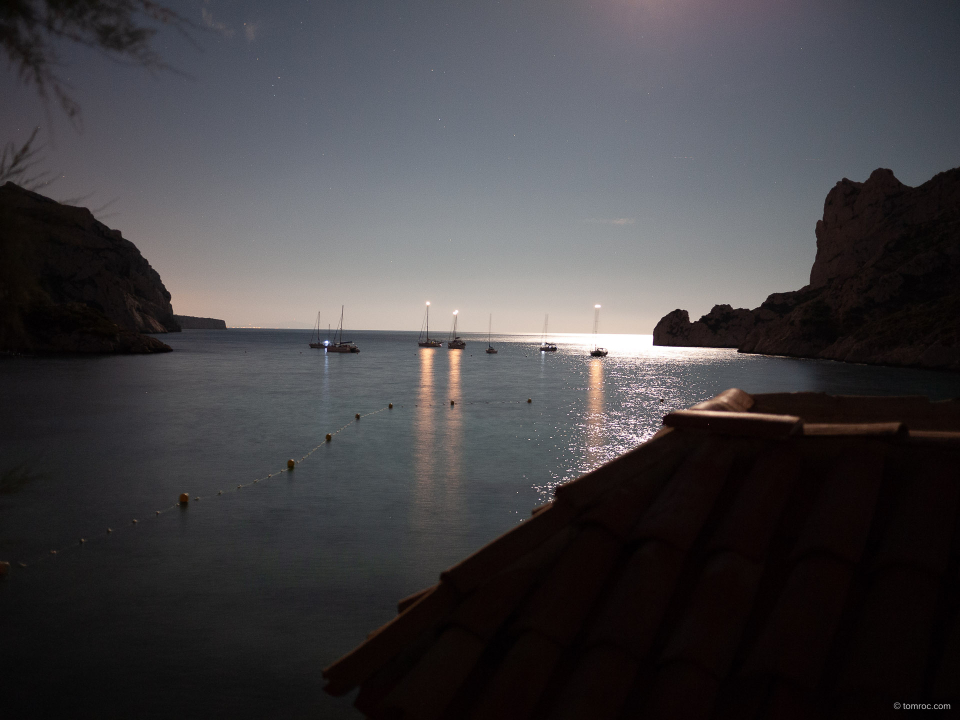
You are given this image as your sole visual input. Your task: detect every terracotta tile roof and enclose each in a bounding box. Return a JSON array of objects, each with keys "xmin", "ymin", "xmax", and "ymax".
[{"xmin": 324, "ymin": 389, "xmax": 960, "ymax": 719}]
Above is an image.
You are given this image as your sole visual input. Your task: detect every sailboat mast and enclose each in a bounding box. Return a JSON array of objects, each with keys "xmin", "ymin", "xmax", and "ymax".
[{"xmin": 593, "ymin": 305, "xmax": 601, "ymax": 342}]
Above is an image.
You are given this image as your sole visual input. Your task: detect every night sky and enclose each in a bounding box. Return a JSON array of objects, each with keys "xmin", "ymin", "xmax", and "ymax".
[{"xmin": 2, "ymin": 0, "xmax": 959, "ymax": 333}]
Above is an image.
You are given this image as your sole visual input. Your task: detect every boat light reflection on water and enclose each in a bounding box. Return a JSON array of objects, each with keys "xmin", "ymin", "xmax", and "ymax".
[
  {"xmin": 412, "ymin": 344, "xmax": 463, "ymax": 534},
  {"xmin": 585, "ymin": 357, "xmax": 605, "ymax": 468}
]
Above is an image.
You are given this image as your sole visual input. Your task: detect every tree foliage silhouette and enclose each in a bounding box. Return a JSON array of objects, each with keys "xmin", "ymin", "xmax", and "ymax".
[{"xmin": 0, "ymin": 0, "xmax": 192, "ymax": 187}]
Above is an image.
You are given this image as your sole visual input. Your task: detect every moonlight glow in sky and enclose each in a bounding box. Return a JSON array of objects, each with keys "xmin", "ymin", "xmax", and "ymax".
[{"xmin": 2, "ymin": 0, "xmax": 959, "ymax": 333}]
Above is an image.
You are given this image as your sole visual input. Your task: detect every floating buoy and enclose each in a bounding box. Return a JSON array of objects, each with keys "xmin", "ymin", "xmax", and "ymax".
[
  {"xmin": 195, "ymin": 497, "xmax": 200, "ymax": 501},
  {"xmin": 326, "ymin": 433, "xmax": 332, "ymax": 442},
  {"xmin": 0, "ymin": 561, "xmax": 9, "ymax": 577},
  {"xmin": 50, "ymin": 550, "xmax": 57, "ymax": 555},
  {"xmin": 17, "ymin": 562, "xmax": 27, "ymax": 568},
  {"xmin": 389, "ymin": 403, "xmax": 393, "ymax": 409},
  {"xmin": 218, "ymin": 490, "xmax": 222, "ymax": 495},
  {"xmin": 287, "ymin": 459, "xmax": 295, "ymax": 469},
  {"xmin": 107, "ymin": 528, "xmax": 112, "ymax": 534},
  {"xmin": 450, "ymin": 399, "xmax": 455, "ymax": 406},
  {"xmin": 237, "ymin": 484, "xmax": 242, "ymax": 489},
  {"xmin": 179, "ymin": 493, "xmax": 189, "ymax": 504},
  {"xmin": 156, "ymin": 510, "xmax": 160, "ymax": 515},
  {"xmin": 527, "ymin": 398, "xmax": 532, "ymax": 403},
  {"xmin": 355, "ymin": 413, "xmax": 361, "ymax": 420},
  {"xmin": 132, "ymin": 519, "xmax": 138, "ymax": 524}
]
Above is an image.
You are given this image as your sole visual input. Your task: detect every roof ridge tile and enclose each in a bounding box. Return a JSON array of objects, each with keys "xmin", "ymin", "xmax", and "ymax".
[{"xmin": 664, "ymin": 409, "xmax": 803, "ymax": 438}]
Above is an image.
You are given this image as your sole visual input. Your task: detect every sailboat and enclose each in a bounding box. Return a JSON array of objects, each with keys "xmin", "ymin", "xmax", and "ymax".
[
  {"xmin": 539, "ymin": 314, "xmax": 557, "ymax": 352},
  {"xmin": 590, "ymin": 304, "xmax": 608, "ymax": 357},
  {"xmin": 485, "ymin": 314, "xmax": 498, "ymax": 354},
  {"xmin": 309, "ymin": 311, "xmax": 324, "ymax": 348},
  {"xmin": 418, "ymin": 302, "xmax": 442, "ymax": 347},
  {"xmin": 326, "ymin": 306, "xmax": 360, "ymax": 353},
  {"xmin": 447, "ymin": 310, "xmax": 466, "ymax": 349}
]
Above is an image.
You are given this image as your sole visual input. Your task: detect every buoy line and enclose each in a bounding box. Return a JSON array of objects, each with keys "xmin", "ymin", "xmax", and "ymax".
[
  {"xmin": 0, "ymin": 404, "xmax": 396, "ymax": 577},
  {"xmin": 0, "ymin": 397, "xmax": 541, "ymax": 579}
]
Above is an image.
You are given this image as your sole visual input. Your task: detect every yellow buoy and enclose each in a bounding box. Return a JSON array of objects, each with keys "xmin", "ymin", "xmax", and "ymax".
[
  {"xmin": 326, "ymin": 433, "xmax": 332, "ymax": 442},
  {"xmin": 179, "ymin": 493, "xmax": 189, "ymax": 504},
  {"xmin": 389, "ymin": 403, "xmax": 393, "ymax": 409},
  {"xmin": 287, "ymin": 459, "xmax": 295, "ymax": 469}
]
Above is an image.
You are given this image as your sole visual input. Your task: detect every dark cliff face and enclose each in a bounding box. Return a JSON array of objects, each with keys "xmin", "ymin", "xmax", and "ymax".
[
  {"xmin": 653, "ymin": 167, "xmax": 960, "ymax": 371},
  {"xmin": 652, "ymin": 305, "xmax": 757, "ymax": 348},
  {"xmin": 0, "ymin": 182, "xmax": 179, "ymax": 354}
]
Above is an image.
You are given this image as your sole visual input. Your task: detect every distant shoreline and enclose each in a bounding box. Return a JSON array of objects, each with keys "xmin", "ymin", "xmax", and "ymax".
[{"xmin": 173, "ymin": 315, "xmax": 227, "ymax": 330}]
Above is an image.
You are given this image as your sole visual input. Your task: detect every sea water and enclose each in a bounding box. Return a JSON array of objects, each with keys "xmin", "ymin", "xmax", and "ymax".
[{"xmin": 2, "ymin": 330, "xmax": 959, "ymax": 718}]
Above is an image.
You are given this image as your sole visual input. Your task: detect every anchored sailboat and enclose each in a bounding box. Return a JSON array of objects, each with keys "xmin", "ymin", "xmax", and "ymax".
[
  {"xmin": 447, "ymin": 310, "xmax": 465, "ymax": 349},
  {"xmin": 418, "ymin": 302, "xmax": 442, "ymax": 347},
  {"xmin": 539, "ymin": 314, "xmax": 557, "ymax": 352},
  {"xmin": 326, "ymin": 306, "xmax": 360, "ymax": 353},
  {"xmin": 590, "ymin": 304, "xmax": 608, "ymax": 357},
  {"xmin": 485, "ymin": 314, "xmax": 497, "ymax": 354},
  {"xmin": 309, "ymin": 311, "xmax": 324, "ymax": 349}
]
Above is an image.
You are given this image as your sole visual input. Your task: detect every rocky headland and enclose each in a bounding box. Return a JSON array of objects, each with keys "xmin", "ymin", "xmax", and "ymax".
[
  {"xmin": 653, "ymin": 167, "xmax": 960, "ymax": 371},
  {"xmin": 0, "ymin": 182, "xmax": 179, "ymax": 353},
  {"xmin": 174, "ymin": 315, "xmax": 227, "ymax": 329}
]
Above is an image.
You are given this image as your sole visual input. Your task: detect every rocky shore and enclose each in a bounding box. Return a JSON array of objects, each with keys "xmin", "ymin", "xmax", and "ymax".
[
  {"xmin": 0, "ymin": 182, "xmax": 179, "ymax": 354},
  {"xmin": 653, "ymin": 167, "xmax": 960, "ymax": 371}
]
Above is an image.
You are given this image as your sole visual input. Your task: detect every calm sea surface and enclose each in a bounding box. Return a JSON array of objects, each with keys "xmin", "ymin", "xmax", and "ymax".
[{"xmin": 2, "ymin": 329, "xmax": 960, "ymax": 718}]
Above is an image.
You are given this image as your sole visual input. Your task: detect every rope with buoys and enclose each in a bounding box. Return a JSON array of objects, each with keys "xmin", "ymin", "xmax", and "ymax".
[{"xmin": 0, "ymin": 403, "xmax": 396, "ymax": 576}]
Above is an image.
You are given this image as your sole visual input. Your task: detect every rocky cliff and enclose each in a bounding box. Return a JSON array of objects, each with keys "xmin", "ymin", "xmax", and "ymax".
[
  {"xmin": 0, "ymin": 182, "xmax": 179, "ymax": 353},
  {"xmin": 174, "ymin": 315, "xmax": 227, "ymax": 329},
  {"xmin": 653, "ymin": 167, "xmax": 960, "ymax": 371}
]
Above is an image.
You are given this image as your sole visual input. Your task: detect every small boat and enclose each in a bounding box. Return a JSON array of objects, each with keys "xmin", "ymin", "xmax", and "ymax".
[
  {"xmin": 590, "ymin": 304, "xmax": 608, "ymax": 357},
  {"xmin": 447, "ymin": 310, "xmax": 465, "ymax": 349},
  {"xmin": 539, "ymin": 314, "xmax": 557, "ymax": 352},
  {"xmin": 418, "ymin": 302, "xmax": 442, "ymax": 347},
  {"xmin": 309, "ymin": 312, "xmax": 324, "ymax": 349},
  {"xmin": 326, "ymin": 306, "xmax": 360, "ymax": 353},
  {"xmin": 485, "ymin": 314, "xmax": 497, "ymax": 354}
]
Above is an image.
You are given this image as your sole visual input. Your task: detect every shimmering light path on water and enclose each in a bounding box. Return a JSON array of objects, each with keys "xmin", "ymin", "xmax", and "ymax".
[{"xmin": 1, "ymin": 330, "xmax": 958, "ymax": 718}]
